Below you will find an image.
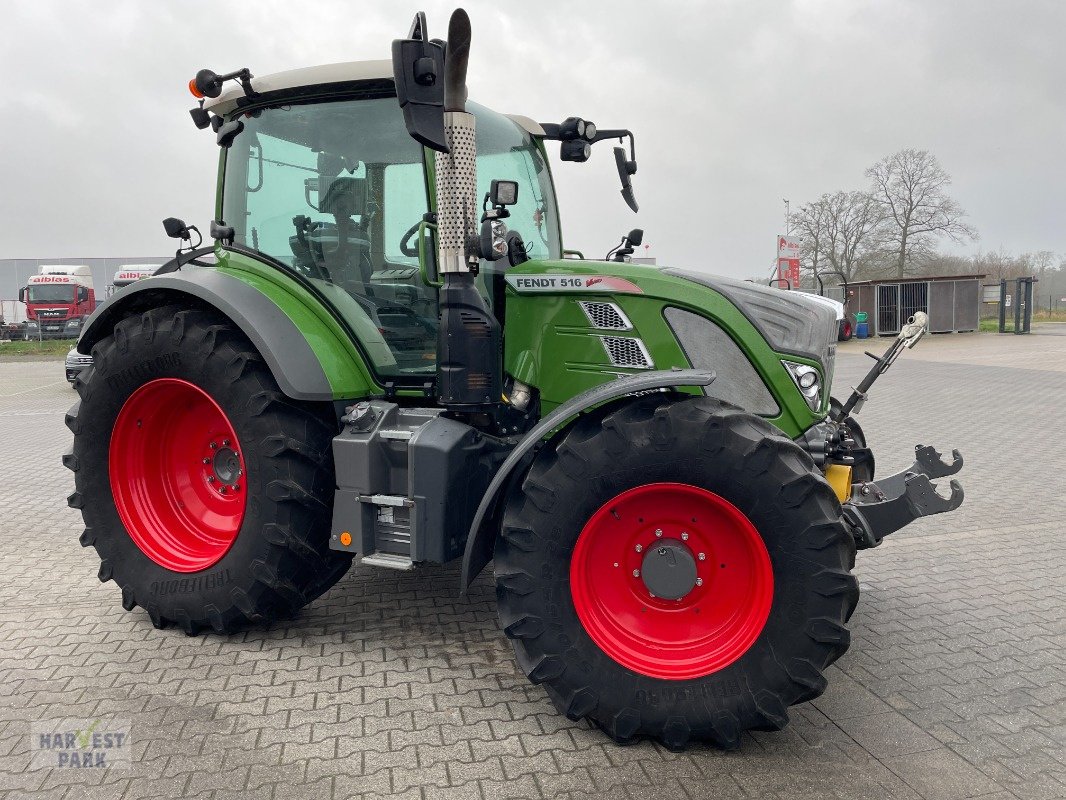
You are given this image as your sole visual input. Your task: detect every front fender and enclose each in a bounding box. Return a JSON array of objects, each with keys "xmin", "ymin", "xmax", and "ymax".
[
  {"xmin": 78, "ymin": 267, "xmax": 370, "ymax": 402},
  {"xmin": 459, "ymin": 368, "xmax": 715, "ymax": 593}
]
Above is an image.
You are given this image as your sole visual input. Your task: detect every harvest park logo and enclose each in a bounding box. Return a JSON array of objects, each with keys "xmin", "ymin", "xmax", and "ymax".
[{"xmin": 31, "ymin": 719, "xmax": 131, "ymax": 769}]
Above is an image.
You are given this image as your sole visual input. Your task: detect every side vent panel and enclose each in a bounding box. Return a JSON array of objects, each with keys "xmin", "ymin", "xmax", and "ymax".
[
  {"xmin": 579, "ymin": 301, "xmax": 632, "ymax": 330},
  {"xmin": 600, "ymin": 336, "xmax": 654, "ymax": 369}
]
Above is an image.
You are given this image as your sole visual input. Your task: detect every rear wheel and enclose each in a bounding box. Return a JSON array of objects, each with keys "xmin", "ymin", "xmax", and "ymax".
[
  {"xmin": 494, "ymin": 395, "xmax": 857, "ymax": 749},
  {"xmin": 65, "ymin": 304, "xmax": 351, "ymax": 634}
]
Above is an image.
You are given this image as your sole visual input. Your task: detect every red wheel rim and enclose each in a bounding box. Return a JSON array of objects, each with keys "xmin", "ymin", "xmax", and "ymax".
[
  {"xmin": 109, "ymin": 378, "xmax": 247, "ymax": 572},
  {"xmin": 570, "ymin": 483, "xmax": 773, "ymax": 680},
  {"xmin": 843, "ymin": 321, "xmax": 853, "ymax": 338}
]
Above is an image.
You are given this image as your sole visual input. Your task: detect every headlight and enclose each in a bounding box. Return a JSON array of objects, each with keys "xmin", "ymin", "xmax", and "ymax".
[
  {"xmin": 27, "ymin": 320, "xmax": 39, "ymax": 328},
  {"xmin": 66, "ymin": 318, "xmax": 81, "ymax": 328},
  {"xmin": 783, "ymin": 361, "xmax": 822, "ymax": 411}
]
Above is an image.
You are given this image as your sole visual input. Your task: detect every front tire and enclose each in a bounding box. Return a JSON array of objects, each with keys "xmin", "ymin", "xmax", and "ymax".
[
  {"xmin": 494, "ymin": 395, "xmax": 857, "ymax": 749},
  {"xmin": 65, "ymin": 305, "xmax": 351, "ymax": 634}
]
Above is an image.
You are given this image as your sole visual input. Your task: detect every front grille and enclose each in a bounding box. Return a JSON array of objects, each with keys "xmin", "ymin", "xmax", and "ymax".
[
  {"xmin": 579, "ymin": 301, "xmax": 632, "ymax": 330},
  {"xmin": 68, "ymin": 354, "xmax": 93, "ymax": 366},
  {"xmin": 600, "ymin": 336, "xmax": 653, "ymax": 369}
]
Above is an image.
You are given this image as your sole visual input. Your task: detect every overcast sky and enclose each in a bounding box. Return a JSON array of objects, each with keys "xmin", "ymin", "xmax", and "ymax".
[{"xmin": 0, "ymin": 0, "xmax": 1061, "ymax": 279}]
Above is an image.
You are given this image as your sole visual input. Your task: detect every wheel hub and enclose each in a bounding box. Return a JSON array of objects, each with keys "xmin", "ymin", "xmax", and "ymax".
[
  {"xmin": 640, "ymin": 539, "xmax": 697, "ymax": 600},
  {"xmin": 211, "ymin": 446, "xmax": 241, "ymax": 486}
]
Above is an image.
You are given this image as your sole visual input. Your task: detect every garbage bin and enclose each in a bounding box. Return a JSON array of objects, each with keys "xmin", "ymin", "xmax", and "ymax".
[{"xmin": 855, "ymin": 311, "xmax": 869, "ymax": 339}]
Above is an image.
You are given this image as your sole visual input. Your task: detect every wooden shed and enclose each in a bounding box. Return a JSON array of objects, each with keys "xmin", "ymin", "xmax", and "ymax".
[{"xmin": 843, "ymin": 274, "xmax": 984, "ymax": 335}]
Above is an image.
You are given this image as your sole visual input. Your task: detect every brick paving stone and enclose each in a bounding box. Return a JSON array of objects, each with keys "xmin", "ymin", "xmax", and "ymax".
[{"xmin": 2, "ymin": 330, "xmax": 1065, "ymax": 799}]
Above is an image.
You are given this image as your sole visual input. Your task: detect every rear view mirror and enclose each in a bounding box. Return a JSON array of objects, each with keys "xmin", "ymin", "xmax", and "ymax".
[
  {"xmin": 392, "ymin": 12, "xmax": 448, "ymax": 152},
  {"xmin": 626, "ymin": 228, "xmax": 643, "ymax": 247},
  {"xmin": 614, "ymin": 147, "xmax": 639, "ymax": 213},
  {"xmin": 18, "ymin": 288, "xmax": 26, "ymax": 302},
  {"xmin": 163, "ymin": 217, "xmax": 190, "ymax": 239}
]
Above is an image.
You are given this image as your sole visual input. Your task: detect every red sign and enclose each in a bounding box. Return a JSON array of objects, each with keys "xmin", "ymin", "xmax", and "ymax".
[{"xmin": 776, "ymin": 236, "xmax": 800, "ymax": 289}]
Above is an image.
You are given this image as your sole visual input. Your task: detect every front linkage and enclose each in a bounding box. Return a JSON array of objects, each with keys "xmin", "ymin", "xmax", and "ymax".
[{"xmin": 818, "ymin": 312, "xmax": 965, "ymax": 549}]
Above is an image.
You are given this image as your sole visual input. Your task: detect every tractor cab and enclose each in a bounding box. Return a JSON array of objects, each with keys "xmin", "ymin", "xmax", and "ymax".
[{"xmin": 208, "ymin": 62, "xmax": 561, "ymax": 377}]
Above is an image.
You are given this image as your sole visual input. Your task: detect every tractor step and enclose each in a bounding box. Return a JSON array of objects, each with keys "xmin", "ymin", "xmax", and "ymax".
[{"xmin": 361, "ymin": 552, "xmax": 415, "ymax": 571}]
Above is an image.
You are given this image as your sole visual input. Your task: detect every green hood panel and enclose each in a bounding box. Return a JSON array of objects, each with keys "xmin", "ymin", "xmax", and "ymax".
[{"xmin": 502, "ymin": 259, "xmax": 826, "ymax": 437}]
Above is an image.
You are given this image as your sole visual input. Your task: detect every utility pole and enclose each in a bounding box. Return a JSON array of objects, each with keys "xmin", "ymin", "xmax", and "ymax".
[{"xmin": 783, "ymin": 198, "xmax": 791, "ymax": 236}]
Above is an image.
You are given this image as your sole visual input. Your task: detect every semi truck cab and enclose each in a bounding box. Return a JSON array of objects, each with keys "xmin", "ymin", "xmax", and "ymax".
[{"xmin": 20, "ymin": 265, "xmax": 96, "ymax": 339}]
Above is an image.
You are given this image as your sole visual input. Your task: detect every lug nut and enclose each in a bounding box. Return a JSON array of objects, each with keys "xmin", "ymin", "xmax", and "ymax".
[
  {"xmin": 231, "ymin": 484, "xmax": 240, "ymax": 492},
  {"xmin": 654, "ymin": 529, "xmax": 663, "ymax": 538},
  {"xmin": 218, "ymin": 486, "xmax": 227, "ymax": 495},
  {"xmin": 632, "ymin": 569, "xmax": 640, "ymax": 578},
  {"xmin": 207, "ymin": 476, "xmax": 215, "ymax": 483},
  {"xmin": 202, "ymin": 458, "xmax": 211, "ymax": 465},
  {"xmin": 696, "ymin": 578, "xmax": 703, "ymax": 587},
  {"xmin": 223, "ymin": 439, "xmax": 230, "ymax": 446},
  {"xmin": 681, "ymin": 532, "xmax": 689, "ymax": 541},
  {"xmin": 698, "ymin": 552, "xmax": 706, "ymax": 561},
  {"xmin": 635, "ymin": 544, "xmax": 643, "ymax": 553},
  {"xmin": 209, "ymin": 442, "xmax": 218, "ymax": 450}
]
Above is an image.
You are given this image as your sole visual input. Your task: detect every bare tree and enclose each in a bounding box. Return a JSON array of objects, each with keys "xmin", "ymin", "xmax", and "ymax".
[
  {"xmin": 791, "ymin": 190, "xmax": 884, "ymax": 285},
  {"xmin": 866, "ymin": 149, "xmax": 977, "ymax": 278},
  {"xmin": 790, "ymin": 198, "xmax": 829, "ymax": 289}
]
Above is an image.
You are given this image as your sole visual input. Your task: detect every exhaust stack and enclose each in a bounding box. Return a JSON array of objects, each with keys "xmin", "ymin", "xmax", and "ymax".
[{"xmin": 393, "ymin": 9, "xmax": 502, "ymax": 409}]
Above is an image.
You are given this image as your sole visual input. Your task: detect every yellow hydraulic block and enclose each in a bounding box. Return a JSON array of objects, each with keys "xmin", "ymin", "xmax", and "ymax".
[{"xmin": 824, "ymin": 464, "xmax": 853, "ymax": 504}]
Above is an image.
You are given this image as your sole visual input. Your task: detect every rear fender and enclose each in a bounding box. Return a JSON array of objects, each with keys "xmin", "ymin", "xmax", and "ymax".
[{"xmin": 77, "ymin": 268, "xmax": 371, "ymax": 402}]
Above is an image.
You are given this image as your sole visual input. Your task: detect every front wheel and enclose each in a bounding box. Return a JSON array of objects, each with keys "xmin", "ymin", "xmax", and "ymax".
[
  {"xmin": 494, "ymin": 395, "xmax": 858, "ymax": 749},
  {"xmin": 65, "ymin": 305, "xmax": 351, "ymax": 634}
]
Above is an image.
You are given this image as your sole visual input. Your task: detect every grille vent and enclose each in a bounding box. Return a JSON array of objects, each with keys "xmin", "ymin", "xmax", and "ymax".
[
  {"xmin": 579, "ymin": 301, "xmax": 632, "ymax": 330},
  {"xmin": 600, "ymin": 336, "xmax": 653, "ymax": 369}
]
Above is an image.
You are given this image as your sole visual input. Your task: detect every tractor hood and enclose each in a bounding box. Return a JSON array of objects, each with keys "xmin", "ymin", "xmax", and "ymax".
[{"xmin": 663, "ymin": 269, "xmax": 838, "ymax": 368}]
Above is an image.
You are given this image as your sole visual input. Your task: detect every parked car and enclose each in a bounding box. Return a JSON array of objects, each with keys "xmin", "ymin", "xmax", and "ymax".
[{"xmin": 65, "ymin": 348, "xmax": 93, "ymax": 385}]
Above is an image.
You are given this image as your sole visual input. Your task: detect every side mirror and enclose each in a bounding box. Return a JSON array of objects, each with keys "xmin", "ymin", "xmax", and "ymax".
[
  {"xmin": 614, "ymin": 147, "xmax": 639, "ymax": 213},
  {"xmin": 163, "ymin": 217, "xmax": 190, "ymax": 240},
  {"xmin": 392, "ymin": 12, "xmax": 448, "ymax": 152},
  {"xmin": 18, "ymin": 288, "xmax": 25, "ymax": 302},
  {"xmin": 78, "ymin": 287, "xmax": 89, "ymax": 303}
]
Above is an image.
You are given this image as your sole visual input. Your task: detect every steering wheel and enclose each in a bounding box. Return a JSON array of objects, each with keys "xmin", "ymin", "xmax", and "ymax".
[{"xmin": 399, "ymin": 220, "xmax": 423, "ymax": 257}]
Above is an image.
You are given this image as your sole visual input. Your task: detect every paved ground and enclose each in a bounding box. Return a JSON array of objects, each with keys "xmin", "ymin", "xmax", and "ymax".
[{"xmin": 0, "ymin": 328, "xmax": 1063, "ymax": 799}]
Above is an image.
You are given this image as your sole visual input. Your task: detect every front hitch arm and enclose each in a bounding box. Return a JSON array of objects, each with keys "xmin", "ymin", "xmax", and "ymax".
[
  {"xmin": 842, "ymin": 442, "xmax": 965, "ymax": 549},
  {"xmin": 873, "ymin": 444, "xmax": 963, "ymax": 499}
]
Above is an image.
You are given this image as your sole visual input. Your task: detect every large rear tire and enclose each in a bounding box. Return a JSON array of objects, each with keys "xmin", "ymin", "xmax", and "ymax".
[
  {"xmin": 65, "ymin": 305, "xmax": 351, "ymax": 634},
  {"xmin": 494, "ymin": 395, "xmax": 858, "ymax": 749}
]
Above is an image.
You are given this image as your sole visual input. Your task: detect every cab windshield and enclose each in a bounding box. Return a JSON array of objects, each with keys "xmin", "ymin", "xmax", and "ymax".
[
  {"xmin": 222, "ymin": 94, "xmax": 560, "ymax": 379},
  {"xmin": 27, "ymin": 285, "xmax": 75, "ymax": 303}
]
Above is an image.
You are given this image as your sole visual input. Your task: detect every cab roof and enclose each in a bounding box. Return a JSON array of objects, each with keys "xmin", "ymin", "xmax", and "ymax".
[{"xmin": 202, "ymin": 59, "xmax": 544, "ymax": 136}]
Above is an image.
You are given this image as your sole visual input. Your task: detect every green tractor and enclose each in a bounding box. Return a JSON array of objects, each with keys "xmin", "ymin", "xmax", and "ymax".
[{"xmin": 65, "ymin": 9, "xmax": 963, "ymax": 748}]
